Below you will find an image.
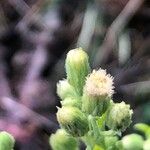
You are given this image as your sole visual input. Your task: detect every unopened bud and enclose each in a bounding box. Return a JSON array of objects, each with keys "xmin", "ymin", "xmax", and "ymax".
[
  {"xmin": 57, "ymin": 106, "xmax": 89, "ymax": 137},
  {"xmin": 106, "ymin": 102, "xmax": 133, "ymax": 131},
  {"xmin": 0, "ymin": 131, "xmax": 15, "ymax": 150},
  {"xmin": 122, "ymin": 134, "xmax": 144, "ymax": 150},
  {"xmin": 65, "ymin": 48, "xmax": 90, "ymax": 96},
  {"xmin": 57, "ymin": 80, "xmax": 78, "ymax": 100},
  {"xmin": 50, "ymin": 129, "xmax": 78, "ymax": 150}
]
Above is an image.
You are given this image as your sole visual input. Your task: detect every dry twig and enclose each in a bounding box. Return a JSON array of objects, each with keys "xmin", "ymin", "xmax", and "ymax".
[
  {"xmin": 94, "ymin": 0, "xmax": 145, "ymax": 66},
  {"xmin": 0, "ymin": 97, "xmax": 57, "ymax": 130}
]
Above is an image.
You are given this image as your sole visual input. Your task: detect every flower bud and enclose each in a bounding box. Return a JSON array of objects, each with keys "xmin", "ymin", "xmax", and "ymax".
[
  {"xmin": 122, "ymin": 134, "xmax": 144, "ymax": 150},
  {"xmin": 106, "ymin": 102, "xmax": 133, "ymax": 131},
  {"xmin": 50, "ymin": 129, "xmax": 78, "ymax": 150},
  {"xmin": 0, "ymin": 131, "xmax": 15, "ymax": 150},
  {"xmin": 57, "ymin": 106, "xmax": 89, "ymax": 137},
  {"xmin": 65, "ymin": 48, "xmax": 90, "ymax": 96},
  {"xmin": 143, "ymin": 139, "xmax": 150, "ymax": 150},
  {"xmin": 82, "ymin": 69, "xmax": 114, "ymax": 116},
  {"xmin": 57, "ymin": 80, "xmax": 78, "ymax": 100}
]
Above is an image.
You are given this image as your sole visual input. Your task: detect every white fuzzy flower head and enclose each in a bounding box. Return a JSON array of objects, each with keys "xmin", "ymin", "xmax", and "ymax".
[{"xmin": 84, "ymin": 69, "xmax": 114, "ymax": 97}]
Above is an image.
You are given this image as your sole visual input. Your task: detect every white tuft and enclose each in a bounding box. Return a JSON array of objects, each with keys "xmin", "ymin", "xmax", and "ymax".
[{"xmin": 85, "ymin": 69, "xmax": 114, "ymax": 97}]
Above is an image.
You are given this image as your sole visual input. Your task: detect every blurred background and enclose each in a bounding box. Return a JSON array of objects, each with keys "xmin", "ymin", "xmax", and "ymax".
[{"xmin": 0, "ymin": 0, "xmax": 149, "ymax": 149}]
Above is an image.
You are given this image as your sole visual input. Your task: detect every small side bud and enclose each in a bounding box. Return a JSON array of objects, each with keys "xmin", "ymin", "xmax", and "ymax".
[
  {"xmin": 50, "ymin": 129, "xmax": 78, "ymax": 150},
  {"xmin": 106, "ymin": 102, "xmax": 133, "ymax": 131},
  {"xmin": 65, "ymin": 48, "xmax": 90, "ymax": 96},
  {"xmin": 0, "ymin": 131, "xmax": 15, "ymax": 150},
  {"xmin": 82, "ymin": 69, "xmax": 114, "ymax": 116},
  {"xmin": 57, "ymin": 106, "xmax": 89, "ymax": 137},
  {"xmin": 121, "ymin": 134, "xmax": 144, "ymax": 150},
  {"xmin": 57, "ymin": 80, "xmax": 78, "ymax": 100}
]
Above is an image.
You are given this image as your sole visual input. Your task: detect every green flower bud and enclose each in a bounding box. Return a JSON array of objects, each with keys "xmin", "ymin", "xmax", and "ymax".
[
  {"xmin": 82, "ymin": 69, "xmax": 114, "ymax": 116},
  {"xmin": 122, "ymin": 134, "xmax": 144, "ymax": 150},
  {"xmin": 61, "ymin": 97, "xmax": 81, "ymax": 108},
  {"xmin": 57, "ymin": 106, "xmax": 89, "ymax": 137},
  {"xmin": 57, "ymin": 80, "xmax": 78, "ymax": 100},
  {"xmin": 50, "ymin": 129, "xmax": 78, "ymax": 150},
  {"xmin": 65, "ymin": 48, "xmax": 90, "ymax": 96},
  {"xmin": 106, "ymin": 102, "xmax": 133, "ymax": 131},
  {"xmin": 0, "ymin": 131, "xmax": 15, "ymax": 150},
  {"xmin": 143, "ymin": 139, "xmax": 150, "ymax": 150}
]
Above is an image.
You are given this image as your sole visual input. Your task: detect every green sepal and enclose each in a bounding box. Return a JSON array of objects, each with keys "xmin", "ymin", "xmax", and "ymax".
[{"xmin": 82, "ymin": 93, "xmax": 110, "ymax": 116}]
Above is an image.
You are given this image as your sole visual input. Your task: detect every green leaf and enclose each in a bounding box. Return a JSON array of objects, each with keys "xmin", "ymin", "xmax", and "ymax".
[
  {"xmin": 96, "ymin": 113, "xmax": 106, "ymax": 130},
  {"xmin": 93, "ymin": 144, "xmax": 104, "ymax": 150}
]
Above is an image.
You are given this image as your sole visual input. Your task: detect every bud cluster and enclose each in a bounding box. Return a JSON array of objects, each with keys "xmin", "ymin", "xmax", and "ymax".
[{"xmin": 50, "ymin": 48, "xmax": 133, "ymax": 150}]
